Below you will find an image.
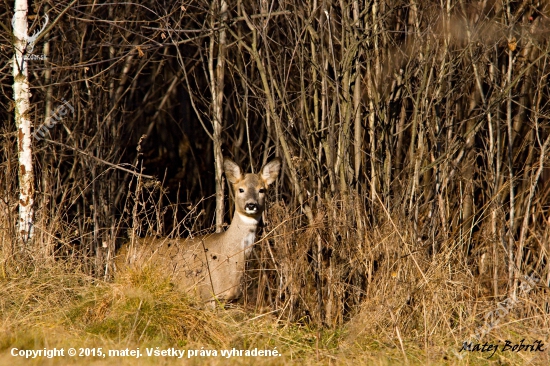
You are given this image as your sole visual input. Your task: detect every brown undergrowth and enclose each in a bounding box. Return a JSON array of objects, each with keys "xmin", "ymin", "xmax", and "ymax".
[{"xmin": 1, "ymin": 196, "xmax": 548, "ymax": 365}]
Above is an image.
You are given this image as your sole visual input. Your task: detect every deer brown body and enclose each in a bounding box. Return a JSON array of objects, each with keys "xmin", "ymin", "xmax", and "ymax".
[{"xmin": 117, "ymin": 157, "xmax": 281, "ymax": 305}]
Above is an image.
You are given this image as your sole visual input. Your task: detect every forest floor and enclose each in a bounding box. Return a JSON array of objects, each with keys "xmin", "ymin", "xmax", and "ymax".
[{"xmin": 0, "ymin": 263, "xmax": 548, "ymax": 365}]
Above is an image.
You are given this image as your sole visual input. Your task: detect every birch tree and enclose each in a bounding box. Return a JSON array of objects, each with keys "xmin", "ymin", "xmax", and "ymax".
[{"xmin": 12, "ymin": 0, "xmax": 34, "ymax": 244}]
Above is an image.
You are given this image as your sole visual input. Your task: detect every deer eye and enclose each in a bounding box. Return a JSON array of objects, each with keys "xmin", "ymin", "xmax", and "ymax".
[
  {"xmin": 259, "ymin": 188, "xmax": 266, "ymax": 194},
  {"xmin": 239, "ymin": 188, "xmax": 244, "ymax": 193}
]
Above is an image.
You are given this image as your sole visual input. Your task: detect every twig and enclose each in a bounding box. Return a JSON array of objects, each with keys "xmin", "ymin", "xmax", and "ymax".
[{"xmin": 42, "ymin": 138, "xmax": 154, "ymax": 179}]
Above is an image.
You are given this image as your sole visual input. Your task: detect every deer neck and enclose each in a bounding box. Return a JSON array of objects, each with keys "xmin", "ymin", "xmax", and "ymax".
[{"xmin": 224, "ymin": 210, "xmax": 260, "ymax": 256}]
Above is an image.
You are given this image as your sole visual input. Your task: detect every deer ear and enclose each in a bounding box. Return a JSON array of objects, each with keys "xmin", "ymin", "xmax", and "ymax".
[
  {"xmin": 224, "ymin": 158, "xmax": 242, "ymax": 184},
  {"xmin": 260, "ymin": 158, "xmax": 281, "ymax": 186}
]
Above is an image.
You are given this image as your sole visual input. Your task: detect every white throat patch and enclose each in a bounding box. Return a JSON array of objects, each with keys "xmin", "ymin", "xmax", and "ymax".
[
  {"xmin": 237, "ymin": 212, "xmax": 259, "ymax": 225},
  {"xmin": 242, "ymin": 231, "xmax": 256, "ymax": 255}
]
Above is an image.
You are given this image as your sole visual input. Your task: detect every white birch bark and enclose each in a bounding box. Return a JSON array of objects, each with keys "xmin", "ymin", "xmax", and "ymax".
[{"xmin": 12, "ymin": 0, "xmax": 34, "ymax": 243}]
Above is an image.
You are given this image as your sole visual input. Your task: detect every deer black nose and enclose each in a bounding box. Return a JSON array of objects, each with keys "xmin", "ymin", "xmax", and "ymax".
[{"xmin": 245, "ymin": 203, "xmax": 258, "ymax": 212}]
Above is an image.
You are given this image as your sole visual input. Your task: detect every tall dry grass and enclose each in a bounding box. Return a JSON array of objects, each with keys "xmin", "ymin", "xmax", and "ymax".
[{"xmin": 1, "ymin": 175, "xmax": 548, "ymax": 365}]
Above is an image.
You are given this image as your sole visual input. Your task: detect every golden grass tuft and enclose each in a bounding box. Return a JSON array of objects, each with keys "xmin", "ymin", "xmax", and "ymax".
[{"xmin": 0, "ymin": 261, "xmax": 339, "ymax": 365}]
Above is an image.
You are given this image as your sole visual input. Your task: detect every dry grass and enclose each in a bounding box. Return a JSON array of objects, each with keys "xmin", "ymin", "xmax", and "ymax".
[
  {"xmin": 1, "ymin": 213, "xmax": 548, "ymax": 365},
  {"xmin": 0, "ymin": 262, "xmax": 334, "ymax": 365},
  {"xmin": 1, "ymin": 162, "xmax": 548, "ymax": 365}
]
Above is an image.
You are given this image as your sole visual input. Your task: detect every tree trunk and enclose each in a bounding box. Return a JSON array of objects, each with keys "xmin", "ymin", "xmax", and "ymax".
[
  {"xmin": 209, "ymin": 0, "xmax": 227, "ymax": 233},
  {"xmin": 12, "ymin": 0, "xmax": 34, "ymax": 245}
]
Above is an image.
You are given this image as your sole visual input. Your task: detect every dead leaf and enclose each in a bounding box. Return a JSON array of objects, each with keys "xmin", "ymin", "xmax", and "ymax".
[{"xmin": 508, "ymin": 37, "xmax": 517, "ymax": 51}]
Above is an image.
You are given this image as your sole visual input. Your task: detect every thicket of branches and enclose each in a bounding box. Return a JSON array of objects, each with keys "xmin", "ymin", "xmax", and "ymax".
[{"xmin": 1, "ymin": 0, "xmax": 549, "ymax": 329}]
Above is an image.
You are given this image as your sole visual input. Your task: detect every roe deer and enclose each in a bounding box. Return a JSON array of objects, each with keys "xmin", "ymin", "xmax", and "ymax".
[{"xmin": 117, "ymin": 157, "xmax": 281, "ymax": 305}]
